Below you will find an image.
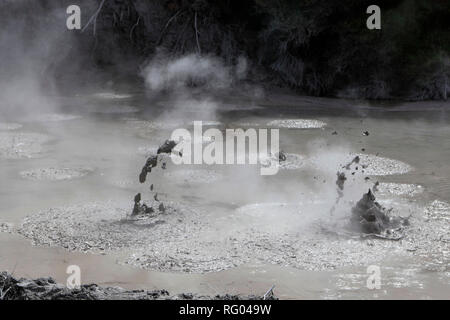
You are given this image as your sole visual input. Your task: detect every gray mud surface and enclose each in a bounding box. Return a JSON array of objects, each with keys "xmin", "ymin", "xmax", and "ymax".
[
  {"xmin": 267, "ymin": 119, "xmax": 327, "ymax": 129},
  {"xmin": 14, "ymin": 184, "xmax": 449, "ymax": 274},
  {"xmin": 19, "ymin": 167, "xmax": 94, "ymax": 181},
  {"xmin": 28, "ymin": 113, "xmax": 82, "ymax": 122},
  {"xmin": 163, "ymin": 169, "xmax": 224, "ymax": 184},
  {"xmin": 89, "ymin": 105, "xmax": 140, "ymax": 114},
  {"xmin": 0, "ymin": 122, "xmax": 22, "ymax": 131},
  {"xmin": 0, "ymin": 132, "xmax": 51, "ymax": 159},
  {"xmin": 2, "ymin": 103, "xmax": 448, "ymax": 298}
]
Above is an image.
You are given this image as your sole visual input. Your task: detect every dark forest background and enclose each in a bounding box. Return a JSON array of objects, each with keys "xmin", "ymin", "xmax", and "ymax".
[{"xmin": 1, "ymin": 0, "xmax": 449, "ymax": 100}]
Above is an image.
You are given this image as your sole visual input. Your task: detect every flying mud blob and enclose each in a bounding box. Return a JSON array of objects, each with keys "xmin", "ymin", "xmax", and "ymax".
[
  {"xmin": 329, "ymin": 172, "xmax": 346, "ymax": 215},
  {"xmin": 344, "ymin": 156, "xmax": 360, "ymax": 170},
  {"xmin": 157, "ymin": 139, "xmax": 177, "ymax": 154},
  {"xmin": 139, "ymin": 139, "xmax": 180, "ymax": 183},
  {"xmin": 139, "ymin": 155, "xmax": 158, "ymax": 183},
  {"xmin": 336, "ymin": 172, "xmax": 347, "ymax": 192}
]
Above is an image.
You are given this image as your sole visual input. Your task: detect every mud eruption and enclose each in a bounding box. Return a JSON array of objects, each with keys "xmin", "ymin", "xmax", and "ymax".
[
  {"xmin": 134, "ymin": 139, "xmax": 180, "ymax": 217},
  {"xmin": 350, "ymin": 189, "xmax": 409, "ymax": 239}
]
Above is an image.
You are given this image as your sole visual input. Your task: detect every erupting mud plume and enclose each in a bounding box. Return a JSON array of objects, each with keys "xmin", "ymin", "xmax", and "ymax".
[
  {"xmin": 350, "ymin": 189, "xmax": 409, "ymax": 240},
  {"xmin": 132, "ymin": 139, "xmax": 179, "ymax": 217}
]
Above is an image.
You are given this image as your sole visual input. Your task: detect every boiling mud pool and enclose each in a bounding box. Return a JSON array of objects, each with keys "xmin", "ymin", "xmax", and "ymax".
[{"xmin": 0, "ymin": 92, "xmax": 449, "ymax": 299}]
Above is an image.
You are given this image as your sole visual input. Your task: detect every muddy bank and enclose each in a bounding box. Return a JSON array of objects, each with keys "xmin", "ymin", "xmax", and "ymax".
[{"xmin": 0, "ymin": 272, "xmax": 274, "ymax": 300}]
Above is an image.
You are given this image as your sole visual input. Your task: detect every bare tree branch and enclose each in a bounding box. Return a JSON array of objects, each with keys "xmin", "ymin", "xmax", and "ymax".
[
  {"xmin": 82, "ymin": 0, "xmax": 107, "ymax": 36},
  {"xmin": 157, "ymin": 9, "xmax": 184, "ymax": 45},
  {"xmin": 130, "ymin": 16, "xmax": 141, "ymax": 41},
  {"xmin": 194, "ymin": 11, "xmax": 201, "ymax": 54}
]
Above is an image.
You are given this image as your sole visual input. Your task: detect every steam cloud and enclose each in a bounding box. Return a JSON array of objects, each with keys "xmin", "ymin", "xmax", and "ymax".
[{"xmin": 141, "ymin": 53, "xmax": 247, "ymax": 92}]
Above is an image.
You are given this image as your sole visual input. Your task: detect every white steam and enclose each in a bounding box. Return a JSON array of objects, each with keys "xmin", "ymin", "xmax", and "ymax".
[{"xmin": 141, "ymin": 53, "xmax": 247, "ymax": 92}]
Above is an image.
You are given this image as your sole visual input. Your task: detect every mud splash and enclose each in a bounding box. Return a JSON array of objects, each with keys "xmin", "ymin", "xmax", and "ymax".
[{"xmin": 350, "ymin": 189, "xmax": 409, "ymax": 239}]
